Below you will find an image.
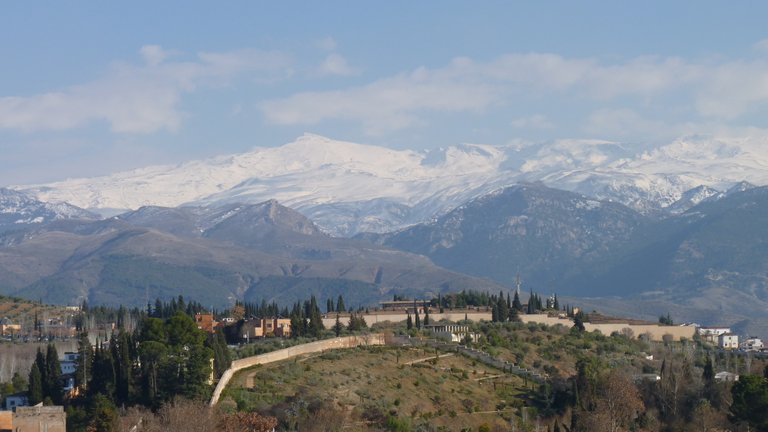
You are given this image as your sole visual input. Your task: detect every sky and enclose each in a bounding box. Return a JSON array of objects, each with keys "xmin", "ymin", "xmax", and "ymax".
[{"xmin": 3, "ymin": 1, "xmax": 768, "ymax": 186}]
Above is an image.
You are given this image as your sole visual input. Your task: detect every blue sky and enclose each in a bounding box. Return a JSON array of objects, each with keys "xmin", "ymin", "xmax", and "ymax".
[{"xmin": 3, "ymin": 2, "xmax": 768, "ymax": 185}]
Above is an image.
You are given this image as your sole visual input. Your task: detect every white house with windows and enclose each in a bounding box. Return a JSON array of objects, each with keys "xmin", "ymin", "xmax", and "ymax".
[
  {"xmin": 740, "ymin": 337, "xmax": 764, "ymax": 351},
  {"xmin": 719, "ymin": 333, "xmax": 739, "ymax": 350}
]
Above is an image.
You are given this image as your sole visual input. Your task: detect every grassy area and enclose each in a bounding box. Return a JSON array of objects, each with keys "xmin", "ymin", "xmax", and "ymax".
[{"xmin": 223, "ymin": 345, "xmax": 531, "ymax": 431}]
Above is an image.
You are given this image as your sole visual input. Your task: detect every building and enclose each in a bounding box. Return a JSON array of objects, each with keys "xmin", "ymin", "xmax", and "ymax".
[
  {"xmin": 715, "ymin": 371, "xmax": 739, "ymax": 382},
  {"xmin": 379, "ymin": 300, "xmax": 431, "ymax": 313},
  {"xmin": 194, "ymin": 313, "xmax": 216, "ymax": 333},
  {"xmin": 697, "ymin": 326, "xmax": 731, "ymax": 344},
  {"xmin": 423, "ymin": 324, "xmax": 480, "ymax": 343},
  {"xmin": 241, "ymin": 317, "xmax": 292, "ymax": 340},
  {"xmin": 719, "ymin": 333, "xmax": 739, "ymax": 350},
  {"xmin": 0, "ymin": 318, "xmax": 21, "ymax": 337},
  {"xmin": 4, "ymin": 393, "xmax": 28, "ymax": 411},
  {"xmin": 12, "ymin": 405, "xmax": 66, "ymax": 432},
  {"xmin": 740, "ymin": 337, "xmax": 764, "ymax": 351}
]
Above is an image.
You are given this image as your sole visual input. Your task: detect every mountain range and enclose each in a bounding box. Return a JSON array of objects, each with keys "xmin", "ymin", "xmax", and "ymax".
[
  {"xmin": 5, "ymin": 133, "xmax": 768, "ymax": 334},
  {"xmin": 0, "ymin": 194, "xmax": 503, "ymax": 309},
  {"xmin": 14, "ymin": 133, "xmax": 768, "ymax": 236}
]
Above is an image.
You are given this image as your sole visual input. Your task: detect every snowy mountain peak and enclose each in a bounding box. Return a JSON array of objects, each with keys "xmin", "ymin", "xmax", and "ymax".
[
  {"xmin": 13, "ymin": 133, "xmax": 768, "ymax": 236},
  {"xmin": 0, "ymin": 187, "xmax": 96, "ymax": 230}
]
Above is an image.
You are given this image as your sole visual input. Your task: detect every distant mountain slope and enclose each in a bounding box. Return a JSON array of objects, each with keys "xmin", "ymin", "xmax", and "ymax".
[
  {"xmin": 374, "ymin": 183, "xmax": 648, "ymax": 288},
  {"xmin": 0, "ymin": 200, "xmax": 503, "ymax": 308},
  {"xmin": 16, "ymin": 134, "xmax": 768, "ymax": 236}
]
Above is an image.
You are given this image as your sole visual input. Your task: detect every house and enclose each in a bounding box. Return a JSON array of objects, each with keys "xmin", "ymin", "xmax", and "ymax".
[
  {"xmin": 697, "ymin": 326, "xmax": 731, "ymax": 344},
  {"xmin": 423, "ymin": 324, "xmax": 480, "ymax": 343},
  {"xmin": 715, "ymin": 371, "xmax": 739, "ymax": 382},
  {"xmin": 719, "ymin": 333, "xmax": 739, "ymax": 350},
  {"xmin": 194, "ymin": 313, "xmax": 216, "ymax": 333},
  {"xmin": 740, "ymin": 337, "xmax": 764, "ymax": 351},
  {"xmin": 4, "ymin": 392, "xmax": 28, "ymax": 411},
  {"xmin": 241, "ymin": 317, "xmax": 291, "ymax": 341},
  {"xmin": 0, "ymin": 318, "xmax": 21, "ymax": 337}
]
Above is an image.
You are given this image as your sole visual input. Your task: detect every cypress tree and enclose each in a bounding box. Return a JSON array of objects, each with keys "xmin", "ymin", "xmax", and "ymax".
[
  {"xmin": 28, "ymin": 362, "xmax": 43, "ymax": 406},
  {"xmin": 406, "ymin": 313, "xmax": 413, "ymax": 330},
  {"xmin": 424, "ymin": 307, "xmax": 430, "ymax": 326},
  {"xmin": 334, "ymin": 314, "xmax": 343, "ymax": 336},
  {"xmin": 415, "ymin": 309, "xmax": 421, "ymax": 329},
  {"xmin": 336, "ymin": 295, "xmax": 346, "ymax": 313},
  {"xmin": 513, "ymin": 291, "xmax": 523, "ymax": 311},
  {"xmin": 45, "ymin": 344, "xmax": 62, "ymax": 404}
]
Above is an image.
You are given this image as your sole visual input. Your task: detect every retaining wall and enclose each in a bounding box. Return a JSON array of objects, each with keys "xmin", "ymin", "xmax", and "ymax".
[{"xmin": 210, "ymin": 333, "xmax": 385, "ymax": 406}]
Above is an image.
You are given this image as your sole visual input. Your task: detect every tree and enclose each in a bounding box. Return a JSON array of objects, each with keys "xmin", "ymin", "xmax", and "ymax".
[
  {"xmin": 75, "ymin": 332, "xmax": 93, "ymax": 390},
  {"xmin": 406, "ymin": 313, "xmax": 413, "ymax": 330},
  {"xmin": 88, "ymin": 394, "xmax": 118, "ymax": 432},
  {"xmin": 730, "ymin": 374, "xmax": 768, "ymax": 429},
  {"xmin": 45, "ymin": 344, "xmax": 62, "ymax": 404},
  {"xmin": 512, "ymin": 291, "xmax": 523, "ymax": 312},
  {"xmin": 336, "ymin": 295, "xmax": 346, "ymax": 313},
  {"xmin": 573, "ymin": 312, "xmax": 586, "ymax": 332},
  {"xmin": 334, "ymin": 314, "xmax": 343, "ymax": 337},
  {"xmin": 414, "ymin": 309, "xmax": 421, "ymax": 329},
  {"xmin": 423, "ymin": 307, "xmax": 430, "ymax": 326},
  {"xmin": 28, "ymin": 362, "xmax": 43, "ymax": 406}
]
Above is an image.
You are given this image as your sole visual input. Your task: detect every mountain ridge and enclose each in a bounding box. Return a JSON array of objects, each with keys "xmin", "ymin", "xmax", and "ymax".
[{"xmin": 14, "ymin": 133, "xmax": 768, "ymax": 236}]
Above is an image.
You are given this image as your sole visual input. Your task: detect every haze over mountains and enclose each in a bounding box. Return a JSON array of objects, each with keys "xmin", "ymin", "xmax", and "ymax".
[{"xmin": 14, "ymin": 133, "xmax": 768, "ymax": 236}]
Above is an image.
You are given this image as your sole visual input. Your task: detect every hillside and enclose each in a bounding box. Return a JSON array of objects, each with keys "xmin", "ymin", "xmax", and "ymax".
[{"xmin": 0, "ymin": 200, "xmax": 503, "ymax": 308}]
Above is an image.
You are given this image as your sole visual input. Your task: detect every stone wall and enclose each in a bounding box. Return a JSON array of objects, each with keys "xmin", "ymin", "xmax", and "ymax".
[
  {"xmin": 520, "ymin": 314, "xmax": 696, "ymax": 341},
  {"xmin": 210, "ymin": 334, "xmax": 386, "ymax": 406},
  {"xmin": 13, "ymin": 406, "xmax": 66, "ymax": 432},
  {"xmin": 321, "ymin": 311, "xmax": 491, "ymax": 328}
]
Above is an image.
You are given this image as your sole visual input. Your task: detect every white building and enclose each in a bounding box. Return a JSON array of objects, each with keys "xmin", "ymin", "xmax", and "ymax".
[
  {"xmin": 715, "ymin": 371, "xmax": 739, "ymax": 382},
  {"xmin": 740, "ymin": 337, "xmax": 764, "ymax": 351},
  {"xmin": 719, "ymin": 333, "xmax": 739, "ymax": 350},
  {"xmin": 697, "ymin": 326, "xmax": 731, "ymax": 343}
]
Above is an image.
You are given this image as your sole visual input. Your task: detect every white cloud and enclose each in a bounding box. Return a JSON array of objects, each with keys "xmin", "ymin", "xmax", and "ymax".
[
  {"xmin": 511, "ymin": 114, "xmax": 553, "ymax": 129},
  {"xmin": 261, "ymin": 66, "xmax": 496, "ymax": 135},
  {"xmin": 318, "ymin": 53, "xmax": 360, "ymax": 76},
  {"xmin": 0, "ymin": 46, "xmax": 292, "ymax": 134},
  {"xmin": 261, "ymin": 50, "xmax": 768, "ymax": 135}
]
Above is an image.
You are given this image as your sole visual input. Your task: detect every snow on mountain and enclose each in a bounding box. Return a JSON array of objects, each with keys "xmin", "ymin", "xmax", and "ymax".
[
  {"xmin": 0, "ymin": 188, "xmax": 96, "ymax": 230},
  {"xmin": 14, "ymin": 133, "xmax": 768, "ymax": 236}
]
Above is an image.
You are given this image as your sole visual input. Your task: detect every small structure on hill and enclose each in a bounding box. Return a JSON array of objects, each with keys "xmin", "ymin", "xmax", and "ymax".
[{"xmin": 424, "ymin": 324, "xmax": 479, "ymax": 343}]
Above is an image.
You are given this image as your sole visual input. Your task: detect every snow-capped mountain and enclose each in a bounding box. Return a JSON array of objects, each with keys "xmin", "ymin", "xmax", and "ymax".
[
  {"xmin": 14, "ymin": 133, "xmax": 768, "ymax": 236},
  {"xmin": 0, "ymin": 188, "xmax": 96, "ymax": 231}
]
